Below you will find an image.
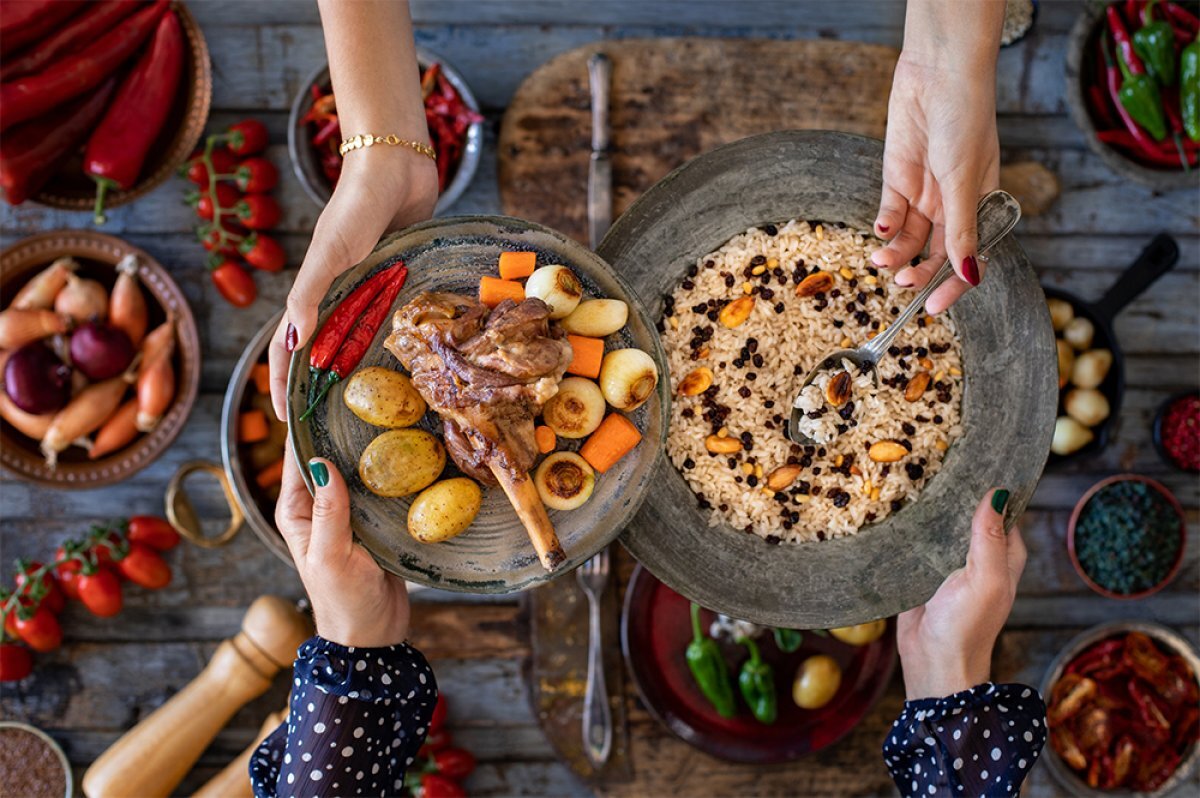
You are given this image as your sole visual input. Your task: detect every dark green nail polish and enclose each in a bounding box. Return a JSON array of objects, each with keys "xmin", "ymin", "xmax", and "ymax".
[
  {"xmin": 991, "ymin": 489, "xmax": 1010, "ymax": 515},
  {"xmin": 309, "ymin": 460, "xmax": 329, "ymax": 487}
]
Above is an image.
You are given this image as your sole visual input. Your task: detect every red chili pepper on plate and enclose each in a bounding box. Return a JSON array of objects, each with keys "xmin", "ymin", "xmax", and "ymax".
[
  {"xmin": 0, "ymin": 0, "xmax": 86, "ymax": 51},
  {"xmin": 307, "ymin": 261, "xmax": 406, "ymax": 373},
  {"xmin": 84, "ymin": 7, "xmax": 185, "ymax": 225},
  {"xmin": 0, "ymin": 0, "xmax": 141, "ymax": 81},
  {"xmin": 0, "ymin": 77, "xmax": 117, "ymax": 206},
  {"xmin": 0, "ymin": 1, "xmax": 168, "ymax": 132},
  {"xmin": 210, "ymin": 260, "xmax": 258, "ymax": 308},
  {"xmin": 238, "ymin": 232, "xmax": 286, "ymax": 272},
  {"xmin": 224, "ymin": 120, "xmax": 269, "ymax": 157},
  {"xmin": 233, "ymin": 157, "xmax": 279, "ymax": 193},
  {"xmin": 232, "ymin": 195, "xmax": 281, "ymax": 230},
  {"xmin": 300, "ymin": 263, "xmax": 408, "ymax": 420}
]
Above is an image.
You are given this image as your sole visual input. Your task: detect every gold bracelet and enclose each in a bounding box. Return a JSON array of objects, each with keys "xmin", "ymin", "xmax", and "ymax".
[{"xmin": 338, "ymin": 133, "xmax": 436, "ymax": 161}]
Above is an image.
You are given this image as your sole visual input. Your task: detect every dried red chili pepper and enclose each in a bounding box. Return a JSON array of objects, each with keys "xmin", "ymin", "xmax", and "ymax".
[
  {"xmin": 1068, "ymin": 638, "xmax": 1124, "ymax": 676},
  {"xmin": 1049, "ymin": 674, "xmax": 1097, "ymax": 724},
  {"xmin": 1128, "ymin": 678, "xmax": 1171, "ymax": 733},
  {"xmin": 1124, "ymin": 631, "xmax": 1170, "ymax": 681}
]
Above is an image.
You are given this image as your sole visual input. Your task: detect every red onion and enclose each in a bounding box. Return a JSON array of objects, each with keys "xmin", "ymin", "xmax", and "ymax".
[
  {"xmin": 70, "ymin": 321, "xmax": 134, "ymax": 381},
  {"xmin": 4, "ymin": 341, "xmax": 71, "ymax": 414}
]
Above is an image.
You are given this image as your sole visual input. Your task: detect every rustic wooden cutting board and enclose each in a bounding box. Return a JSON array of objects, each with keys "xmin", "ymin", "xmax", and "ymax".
[
  {"xmin": 498, "ymin": 37, "xmax": 900, "ymax": 244},
  {"xmin": 511, "ymin": 38, "xmax": 900, "ymax": 790}
]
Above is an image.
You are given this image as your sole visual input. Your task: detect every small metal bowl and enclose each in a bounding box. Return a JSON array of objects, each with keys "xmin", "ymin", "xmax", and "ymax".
[
  {"xmin": 221, "ymin": 310, "xmax": 293, "ymax": 567},
  {"xmin": 1067, "ymin": 474, "xmax": 1187, "ymax": 600},
  {"xmin": 287, "ymin": 48, "xmax": 483, "ymax": 214},
  {"xmin": 1152, "ymin": 390, "xmax": 1200, "ymax": 474},
  {"xmin": 1040, "ymin": 621, "xmax": 1200, "ymax": 797},
  {"xmin": 0, "ymin": 721, "xmax": 73, "ymax": 798}
]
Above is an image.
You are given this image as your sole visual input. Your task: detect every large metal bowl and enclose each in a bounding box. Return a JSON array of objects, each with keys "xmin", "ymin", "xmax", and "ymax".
[
  {"xmin": 287, "ymin": 216, "xmax": 669, "ymax": 593},
  {"xmin": 597, "ymin": 130, "xmax": 1058, "ymax": 629},
  {"xmin": 287, "ymin": 48, "xmax": 483, "ymax": 214},
  {"xmin": 1039, "ymin": 621, "xmax": 1200, "ymax": 797}
]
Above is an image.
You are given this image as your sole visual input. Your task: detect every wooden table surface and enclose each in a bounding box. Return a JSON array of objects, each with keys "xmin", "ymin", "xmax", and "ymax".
[{"xmin": 1, "ymin": 2, "xmax": 1197, "ymax": 796}]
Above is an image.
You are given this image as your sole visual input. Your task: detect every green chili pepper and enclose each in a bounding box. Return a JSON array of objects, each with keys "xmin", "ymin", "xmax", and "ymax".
[
  {"xmin": 685, "ymin": 603, "xmax": 736, "ymax": 718},
  {"xmin": 1183, "ymin": 37, "xmax": 1200, "ymax": 142},
  {"xmin": 736, "ymin": 636, "xmax": 778, "ymax": 724},
  {"xmin": 773, "ymin": 627, "xmax": 803, "ymax": 653},
  {"xmin": 1118, "ymin": 47, "xmax": 1168, "ymax": 140},
  {"xmin": 1133, "ymin": 1, "xmax": 1177, "ymax": 86}
]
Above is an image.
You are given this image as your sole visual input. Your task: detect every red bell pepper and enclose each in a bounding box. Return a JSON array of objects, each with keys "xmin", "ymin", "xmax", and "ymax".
[
  {"xmin": 0, "ymin": 78, "xmax": 117, "ymax": 206},
  {"xmin": 0, "ymin": 0, "xmax": 142, "ymax": 81},
  {"xmin": 84, "ymin": 8, "xmax": 185, "ymax": 224},
  {"xmin": 0, "ymin": 1, "xmax": 168, "ymax": 132},
  {"xmin": 0, "ymin": 0, "xmax": 86, "ymax": 51}
]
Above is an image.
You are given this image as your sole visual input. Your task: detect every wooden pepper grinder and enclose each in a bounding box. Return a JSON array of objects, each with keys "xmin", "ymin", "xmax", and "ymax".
[
  {"xmin": 192, "ymin": 707, "xmax": 288, "ymax": 798},
  {"xmin": 83, "ymin": 596, "xmax": 312, "ymax": 798}
]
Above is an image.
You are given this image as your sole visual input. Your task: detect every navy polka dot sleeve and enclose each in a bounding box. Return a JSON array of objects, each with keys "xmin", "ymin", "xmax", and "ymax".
[
  {"xmin": 249, "ymin": 636, "xmax": 437, "ymax": 797},
  {"xmin": 882, "ymin": 682, "xmax": 1047, "ymax": 798}
]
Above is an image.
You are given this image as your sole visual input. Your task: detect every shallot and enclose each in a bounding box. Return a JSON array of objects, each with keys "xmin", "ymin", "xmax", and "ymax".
[
  {"xmin": 89, "ymin": 398, "xmax": 139, "ymax": 459},
  {"xmin": 54, "ymin": 273, "xmax": 108, "ymax": 322},
  {"xmin": 140, "ymin": 317, "xmax": 175, "ymax": 364},
  {"xmin": 0, "ymin": 391, "xmax": 54, "ymax": 439},
  {"xmin": 70, "ymin": 321, "xmax": 134, "ymax": 381},
  {"xmin": 42, "ymin": 373, "xmax": 131, "ymax": 467},
  {"xmin": 3, "ymin": 340, "xmax": 71, "ymax": 413},
  {"xmin": 11, "ymin": 257, "xmax": 76, "ymax": 310},
  {"xmin": 0, "ymin": 308, "xmax": 67, "ymax": 349},
  {"xmin": 109, "ymin": 255, "xmax": 148, "ymax": 346},
  {"xmin": 136, "ymin": 349, "xmax": 175, "ymax": 432}
]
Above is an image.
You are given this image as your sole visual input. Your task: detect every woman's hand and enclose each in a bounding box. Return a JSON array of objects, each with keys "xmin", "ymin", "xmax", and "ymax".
[
  {"xmin": 275, "ymin": 438, "xmax": 411, "ymax": 647},
  {"xmin": 872, "ymin": 0, "xmax": 1004, "ymax": 315},
  {"xmin": 897, "ymin": 489, "xmax": 1026, "ymax": 700},
  {"xmin": 267, "ymin": 153, "xmax": 436, "ymax": 418}
]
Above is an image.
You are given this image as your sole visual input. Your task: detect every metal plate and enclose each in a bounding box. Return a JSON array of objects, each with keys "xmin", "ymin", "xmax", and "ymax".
[
  {"xmin": 287, "ymin": 216, "xmax": 668, "ymax": 593},
  {"xmin": 598, "ymin": 130, "xmax": 1057, "ymax": 628}
]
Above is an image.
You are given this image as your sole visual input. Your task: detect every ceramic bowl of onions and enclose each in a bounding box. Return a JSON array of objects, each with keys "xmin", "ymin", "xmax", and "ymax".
[{"xmin": 0, "ymin": 231, "xmax": 200, "ymax": 488}]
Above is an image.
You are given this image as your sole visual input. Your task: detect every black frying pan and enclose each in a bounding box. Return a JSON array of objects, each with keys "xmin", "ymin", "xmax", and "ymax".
[{"xmin": 1043, "ymin": 233, "xmax": 1180, "ymax": 466}]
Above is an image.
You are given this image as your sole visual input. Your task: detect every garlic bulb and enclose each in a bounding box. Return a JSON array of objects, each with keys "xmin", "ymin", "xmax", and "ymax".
[
  {"xmin": 560, "ymin": 299, "xmax": 628, "ymax": 337},
  {"xmin": 525, "ymin": 265, "xmax": 582, "ymax": 319},
  {"xmin": 542, "ymin": 377, "xmax": 605, "ymax": 438},
  {"xmin": 534, "ymin": 451, "xmax": 595, "ymax": 510},
  {"xmin": 599, "ymin": 348, "xmax": 658, "ymax": 411}
]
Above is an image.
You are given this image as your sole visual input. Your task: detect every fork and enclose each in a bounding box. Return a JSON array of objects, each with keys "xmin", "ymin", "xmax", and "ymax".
[{"xmin": 576, "ymin": 547, "xmax": 612, "ymax": 767}]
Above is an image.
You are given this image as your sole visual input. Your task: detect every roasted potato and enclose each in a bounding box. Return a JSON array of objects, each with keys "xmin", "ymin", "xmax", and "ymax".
[
  {"xmin": 359, "ymin": 429, "xmax": 445, "ymax": 497},
  {"xmin": 829, "ymin": 620, "xmax": 887, "ymax": 646},
  {"xmin": 408, "ymin": 478, "xmax": 482, "ymax": 543},
  {"xmin": 792, "ymin": 654, "xmax": 842, "ymax": 709},
  {"xmin": 342, "ymin": 366, "xmax": 426, "ymax": 428}
]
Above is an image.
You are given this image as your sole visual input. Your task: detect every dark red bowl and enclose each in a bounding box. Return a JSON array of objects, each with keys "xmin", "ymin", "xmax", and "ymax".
[
  {"xmin": 1152, "ymin": 390, "xmax": 1200, "ymax": 474},
  {"xmin": 620, "ymin": 564, "xmax": 896, "ymax": 763},
  {"xmin": 1067, "ymin": 474, "xmax": 1187, "ymax": 600}
]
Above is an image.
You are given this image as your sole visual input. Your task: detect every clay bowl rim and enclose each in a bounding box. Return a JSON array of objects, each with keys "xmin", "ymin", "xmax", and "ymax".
[
  {"xmin": 1038, "ymin": 620, "xmax": 1200, "ymax": 797},
  {"xmin": 0, "ymin": 230, "xmax": 201, "ymax": 489},
  {"xmin": 1151, "ymin": 390, "xmax": 1200, "ymax": 474},
  {"xmin": 1064, "ymin": 3, "xmax": 1198, "ymax": 192},
  {"xmin": 1066, "ymin": 473, "xmax": 1188, "ymax": 600},
  {"xmin": 31, "ymin": 1, "xmax": 213, "ymax": 211}
]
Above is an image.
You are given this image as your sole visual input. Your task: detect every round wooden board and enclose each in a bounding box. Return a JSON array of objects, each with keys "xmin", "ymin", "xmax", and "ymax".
[{"xmin": 498, "ymin": 38, "xmax": 900, "ymax": 243}]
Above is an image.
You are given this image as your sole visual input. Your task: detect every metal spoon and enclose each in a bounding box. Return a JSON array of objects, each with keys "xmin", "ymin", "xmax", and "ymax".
[{"xmin": 787, "ymin": 189, "xmax": 1022, "ymax": 445}]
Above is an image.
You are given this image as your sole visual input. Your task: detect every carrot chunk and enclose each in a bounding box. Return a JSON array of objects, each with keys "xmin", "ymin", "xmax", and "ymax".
[
  {"xmin": 535, "ymin": 425, "xmax": 556, "ymax": 454},
  {"xmin": 580, "ymin": 413, "xmax": 642, "ymax": 473},
  {"xmin": 479, "ymin": 276, "xmax": 525, "ymax": 307},
  {"xmin": 498, "ymin": 251, "xmax": 536, "ymax": 280},
  {"xmin": 239, "ymin": 409, "xmax": 270, "ymax": 443},
  {"xmin": 255, "ymin": 457, "xmax": 285, "ymax": 488},
  {"xmin": 565, "ymin": 335, "xmax": 604, "ymax": 379},
  {"xmin": 251, "ymin": 362, "xmax": 271, "ymax": 394}
]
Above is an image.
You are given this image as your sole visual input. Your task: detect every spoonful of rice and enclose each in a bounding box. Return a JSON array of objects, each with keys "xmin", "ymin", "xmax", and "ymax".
[{"xmin": 787, "ymin": 190, "xmax": 1022, "ymax": 446}]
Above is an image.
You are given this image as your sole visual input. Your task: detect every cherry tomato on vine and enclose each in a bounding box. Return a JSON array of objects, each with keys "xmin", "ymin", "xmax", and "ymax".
[
  {"xmin": 417, "ymin": 728, "xmax": 452, "ymax": 758},
  {"xmin": 54, "ymin": 546, "xmax": 83, "ymax": 601},
  {"xmin": 116, "ymin": 543, "xmax": 171, "ymax": 589},
  {"xmin": 0, "ymin": 643, "xmax": 32, "ymax": 682},
  {"xmin": 77, "ymin": 568, "xmax": 123, "ymax": 618},
  {"xmin": 195, "ymin": 183, "xmax": 241, "ymax": 221},
  {"xmin": 89, "ymin": 529, "xmax": 127, "ymax": 568},
  {"xmin": 238, "ymin": 232, "xmax": 285, "ymax": 272},
  {"xmin": 127, "ymin": 516, "xmax": 180, "ymax": 552},
  {"xmin": 233, "ymin": 194, "xmax": 281, "ymax": 230},
  {"xmin": 15, "ymin": 561, "xmax": 65, "ymax": 614},
  {"xmin": 225, "ymin": 119, "xmax": 269, "ymax": 156},
  {"xmin": 419, "ymin": 774, "xmax": 465, "ymax": 798},
  {"xmin": 210, "ymin": 260, "xmax": 257, "ymax": 308},
  {"xmin": 183, "ymin": 148, "xmax": 237, "ymax": 186},
  {"xmin": 198, "ymin": 224, "xmax": 244, "ymax": 257},
  {"xmin": 430, "ymin": 748, "xmax": 476, "ymax": 780},
  {"xmin": 234, "ymin": 157, "xmax": 278, "ymax": 193},
  {"xmin": 430, "ymin": 692, "xmax": 448, "ymax": 732},
  {"xmin": 3, "ymin": 600, "xmax": 21, "ymax": 640},
  {"xmin": 13, "ymin": 604, "xmax": 62, "ymax": 652}
]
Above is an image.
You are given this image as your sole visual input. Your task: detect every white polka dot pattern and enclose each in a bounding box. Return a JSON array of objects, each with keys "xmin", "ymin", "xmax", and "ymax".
[
  {"xmin": 882, "ymin": 683, "xmax": 1046, "ymax": 798},
  {"xmin": 249, "ymin": 636, "xmax": 437, "ymax": 797}
]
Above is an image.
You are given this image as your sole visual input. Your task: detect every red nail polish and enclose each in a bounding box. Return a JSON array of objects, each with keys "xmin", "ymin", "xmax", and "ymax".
[
  {"xmin": 961, "ymin": 256, "xmax": 980, "ymax": 287},
  {"xmin": 285, "ymin": 323, "xmax": 298, "ymax": 351},
  {"xmin": 877, "ymin": 223, "xmax": 889, "ymax": 233}
]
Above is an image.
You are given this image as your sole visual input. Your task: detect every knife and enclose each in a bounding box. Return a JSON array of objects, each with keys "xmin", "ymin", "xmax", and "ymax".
[{"xmin": 587, "ymin": 52, "xmax": 612, "ymax": 250}]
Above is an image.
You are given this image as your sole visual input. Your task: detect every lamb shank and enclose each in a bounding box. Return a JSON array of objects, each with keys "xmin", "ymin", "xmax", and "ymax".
[{"xmin": 385, "ymin": 292, "xmax": 572, "ymax": 570}]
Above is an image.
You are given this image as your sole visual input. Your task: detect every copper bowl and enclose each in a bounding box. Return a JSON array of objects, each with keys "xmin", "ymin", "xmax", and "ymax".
[
  {"xmin": 0, "ymin": 231, "xmax": 201, "ymax": 487},
  {"xmin": 31, "ymin": 2, "xmax": 212, "ymax": 210}
]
